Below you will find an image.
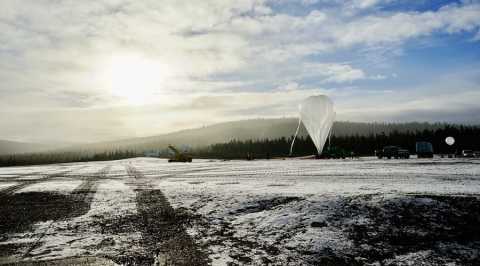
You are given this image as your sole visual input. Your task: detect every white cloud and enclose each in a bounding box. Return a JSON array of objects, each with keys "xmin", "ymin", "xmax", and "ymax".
[
  {"xmin": 331, "ymin": 4, "xmax": 479, "ymax": 47},
  {"xmin": 279, "ymin": 82, "xmax": 301, "ymax": 91},
  {"xmin": 0, "ymin": 0, "xmax": 479, "ymax": 142},
  {"xmin": 351, "ymin": 0, "xmax": 385, "ymax": 9},
  {"xmin": 314, "ymin": 63, "xmax": 366, "ymax": 83}
]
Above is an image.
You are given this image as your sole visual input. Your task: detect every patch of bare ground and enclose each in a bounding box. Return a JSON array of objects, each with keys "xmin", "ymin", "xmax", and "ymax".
[
  {"xmin": 189, "ymin": 215, "xmax": 285, "ymax": 265},
  {"xmin": 186, "ymin": 193, "xmax": 480, "ymax": 265},
  {"xmin": 0, "ymin": 192, "xmax": 90, "ymax": 236},
  {"xmin": 70, "ymin": 166, "xmax": 111, "ymax": 216},
  {"xmin": 321, "ymin": 194, "xmax": 480, "ymax": 265},
  {"xmin": 0, "ymin": 256, "xmax": 117, "ymax": 265},
  {"xmin": 122, "ymin": 165, "xmax": 208, "ymax": 266},
  {"xmin": 229, "ymin": 196, "xmax": 303, "ymax": 215},
  {"xmin": 187, "ymin": 181, "xmax": 205, "ymax": 185},
  {"xmin": 186, "ymin": 196, "xmax": 304, "ymax": 264},
  {"xmin": 215, "ymin": 182, "xmax": 240, "ymax": 186},
  {"xmin": 0, "ymin": 166, "xmax": 111, "ymax": 261}
]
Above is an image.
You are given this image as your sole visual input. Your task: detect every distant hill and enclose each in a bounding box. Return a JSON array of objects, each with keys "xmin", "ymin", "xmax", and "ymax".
[
  {"xmin": 2, "ymin": 119, "xmax": 478, "ymax": 166},
  {"xmin": 61, "ymin": 118, "xmax": 453, "ymax": 153},
  {"xmin": 0, "ymin": 140, "xmax": 52, "ymax": 155}
]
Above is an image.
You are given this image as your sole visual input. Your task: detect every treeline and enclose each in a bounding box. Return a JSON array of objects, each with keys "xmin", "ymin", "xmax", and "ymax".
[
  {"xmin": 194, "ymin": 124, "xmax": 480, "ymax": 159},
  {"xmin": 1, "ymin": 124, "xmax": 479, "ymax": 166},
  {"xmin": 53, "ymin": 120, "xmax": 452, "ymax": 154},
  {"xmin": 0, "ymin": 150, "xmax": 138, "ymax": 167},
  {"xmin": 194, "ymin": 137, "xmax": 313, "ymax": 159}
]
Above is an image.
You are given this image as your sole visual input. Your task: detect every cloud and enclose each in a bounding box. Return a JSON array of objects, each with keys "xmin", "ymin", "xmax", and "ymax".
[
  {"xmin": 0, "ymin": 88, "xmax": 331, "ymax": 142},
  {"xmin": 312, "ymin": 63, "xmax": 366, "ymax": 83},
  {"xmin": 0, "ymin": 0, "xmax": 479, "ymax": 142},
  {"xmin": 336, "ymin": 4, "xmax": 480, "ymax": 47},
  {"xmin": 347, "ymin": 0, "xmax": 388, "ymax": 10}
]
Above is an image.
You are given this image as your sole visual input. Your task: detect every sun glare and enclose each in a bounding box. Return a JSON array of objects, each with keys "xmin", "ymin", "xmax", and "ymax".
[{"xmin": 105, "ymin": 55, "xmax": 165, "ymax": 105}]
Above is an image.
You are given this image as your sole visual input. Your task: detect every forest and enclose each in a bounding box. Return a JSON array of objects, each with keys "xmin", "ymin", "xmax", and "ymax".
[
  {"xmin": 193, "ymin": 124, "xmax": 480, "ymax": 159},
  {"xmin": 0, "ymin": 124, "xmax": 479, "ymax": 166}
]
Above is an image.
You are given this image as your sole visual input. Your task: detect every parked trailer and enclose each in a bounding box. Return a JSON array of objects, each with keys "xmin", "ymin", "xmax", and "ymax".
[
  {"xmin": 416, "ymin": 141, "xmax": 434, "ymax": 158},
  {"xmin": 376, "ymin": 146, "xmax": 410, "ymax": 159}
]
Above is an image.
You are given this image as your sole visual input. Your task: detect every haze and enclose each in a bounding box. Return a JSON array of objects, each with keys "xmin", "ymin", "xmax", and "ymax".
[{"xmin": 1, "ymin": 0, "xmax": 479, "ymax": 143}]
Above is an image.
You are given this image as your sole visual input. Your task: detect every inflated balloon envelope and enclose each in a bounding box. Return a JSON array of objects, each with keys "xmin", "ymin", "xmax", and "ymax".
[{"xmin": 291, "ymin": 95, "xmax": 335, "ymax": 155}]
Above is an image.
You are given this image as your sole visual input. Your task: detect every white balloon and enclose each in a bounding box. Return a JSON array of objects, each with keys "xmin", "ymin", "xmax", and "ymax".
[
  {"xmin": 445, "ymin": 136, "xmax": 455, "ymax": 146},
  {"xmin": 299, "ymin": 95, "xmax": 335, "ymax": 155}
]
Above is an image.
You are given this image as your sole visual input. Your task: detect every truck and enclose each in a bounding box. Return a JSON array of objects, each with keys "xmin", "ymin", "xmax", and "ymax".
[
  {"xmin": 416, "ymin": 141, "xmax": 434, "ymax": 158},
  {"xmin": 376, "ymin": 146, "xmax": 410, "ymax": 159},
  {"xmin": 462, "ymin": 150, "xmax": 475, "ymax": 158}
]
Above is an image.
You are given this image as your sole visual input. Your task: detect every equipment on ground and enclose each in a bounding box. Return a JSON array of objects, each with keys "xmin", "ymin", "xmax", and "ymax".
[
  {"xmin": 319, "ymin": 146, "xmax": 348, "ymax": 159},
  {"xmin": 376, "ymin": 146, "xmax": 410, "ymax": 159},
  {"xmin": 167, "ymin": 145, "xmax": 192, "ymax": 163},
  {"xmin": 462, "ymin": 150, "xmax": 474, "ymax": 158},
  {"xmin": 416, "ymin": 141, "xmax": 434, "ymax": 158}
]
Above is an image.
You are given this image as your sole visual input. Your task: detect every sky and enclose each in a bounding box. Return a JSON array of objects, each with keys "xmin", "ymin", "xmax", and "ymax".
[{"xmin": 1, "ymin": 0, "xmax": 479, "ymax": 143}]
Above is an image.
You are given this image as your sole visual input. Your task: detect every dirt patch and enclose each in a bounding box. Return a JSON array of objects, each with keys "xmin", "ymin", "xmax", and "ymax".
[
  {"xmin": 187, "ymin": 181, "xmax": 205, "ymax": 185},
  {"xmin": 70, "ymin": 166, "xmax": 111, "ymax": 216},
  {"xmin": 230, "ymin": 196, "xmax": 303, "ymax": 215},
  {"xmin": 215, "ymin": 182, "xmax": 240, "ymax": 185},
  {"xmin": 181, "ymin": 196, "xmax": 306, "ymax": 264},
  {"xmin": 1, "ymin": 166, "xmax": 111, "ymax": 261},
  {"xmin": 267, "ymin": 183, "xmax": 293, "ymax": 187},
  {"xmin": 185, "ymin": 211, "xmax": 286, "ymax": 265},
  {"xmin": 124, "ymin": 165, "xmax": 209, "ymax": 265},
  {"xmin": 0, "ymin": 192, "xmax": 90, "ymax": 235},
  {"xmin": 0, "ymin": 243, "xmax": 30, "ymax": 259},
  {"xmin": 95, "ymin": 214, "xmax": 139, "ymax": 235},
  {"xmin": 0, "ymin": 256, "xmax": 117, "ymax": 265},
  {"xmin": 136, "ymin": 190, "xmax": 207, "ymax": 265},
  {"xmin": 325, "ymin": 194, "xmax": 480, "ymax": 265}
]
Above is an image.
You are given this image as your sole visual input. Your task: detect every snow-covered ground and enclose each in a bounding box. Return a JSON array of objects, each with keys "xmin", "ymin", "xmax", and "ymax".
[
  {"xmin": 150, "ymin": 158, "xmax": 480, "ymax": 265},
  {"xmin": 1, "ymin": 157, "xmax": 480, "ymax": 265}
]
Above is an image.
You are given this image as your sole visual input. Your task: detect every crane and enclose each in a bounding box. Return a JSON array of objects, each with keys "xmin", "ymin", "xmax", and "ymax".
[{"xmin": 168, "ymin": 145, "xmax": 192, "ymax": 163}]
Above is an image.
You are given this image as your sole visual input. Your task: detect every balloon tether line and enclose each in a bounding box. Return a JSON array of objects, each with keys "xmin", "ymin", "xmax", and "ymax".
[{"xmin": 290, "ymin": 116, "xmax": 302, "ymax": 156}]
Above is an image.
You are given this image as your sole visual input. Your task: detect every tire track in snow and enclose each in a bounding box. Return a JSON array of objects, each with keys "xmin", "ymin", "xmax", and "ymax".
[
  {"xmin": 0, "ymin": 171, "xmax": 42, "ymax": 181},
  {"xmin": 125, "ymin": 165, "xmax": 208, "ymax": 266},
  {"xmin": 71, "ymin": 165, "xmax": 111, "ymax": 216},
  {"xmin": 21, "ymin": 165, "xmax": 111, "ymax": 259},
  {"xmin": 0, "ymin": 169, "xmax": 74, "ymax": 198}
]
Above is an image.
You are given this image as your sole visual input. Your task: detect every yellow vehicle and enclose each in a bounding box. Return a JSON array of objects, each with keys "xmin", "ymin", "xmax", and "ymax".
[{"xmin": 168, "ymin": 145, "xmax": 193, "ymax": 163}]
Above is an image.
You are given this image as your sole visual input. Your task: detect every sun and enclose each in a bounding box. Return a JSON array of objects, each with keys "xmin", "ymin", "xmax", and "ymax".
[{"xmin": 104, "ymin": 54, "xmax": 165, "ymax": 105}]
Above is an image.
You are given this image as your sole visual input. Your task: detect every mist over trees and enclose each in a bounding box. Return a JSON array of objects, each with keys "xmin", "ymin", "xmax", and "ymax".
[
  {"xmin": 44, "ymin": 119, "xmax": 462, "ymax": 153},
  {"xmin": 1, "ymin": 121, "xmax": 479, "ymax": 166}
]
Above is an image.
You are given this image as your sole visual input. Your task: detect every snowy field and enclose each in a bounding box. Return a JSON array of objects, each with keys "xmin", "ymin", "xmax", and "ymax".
[{"xmin": 1, "ymin": 157, "xmax": 480, "ymax": 265}]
